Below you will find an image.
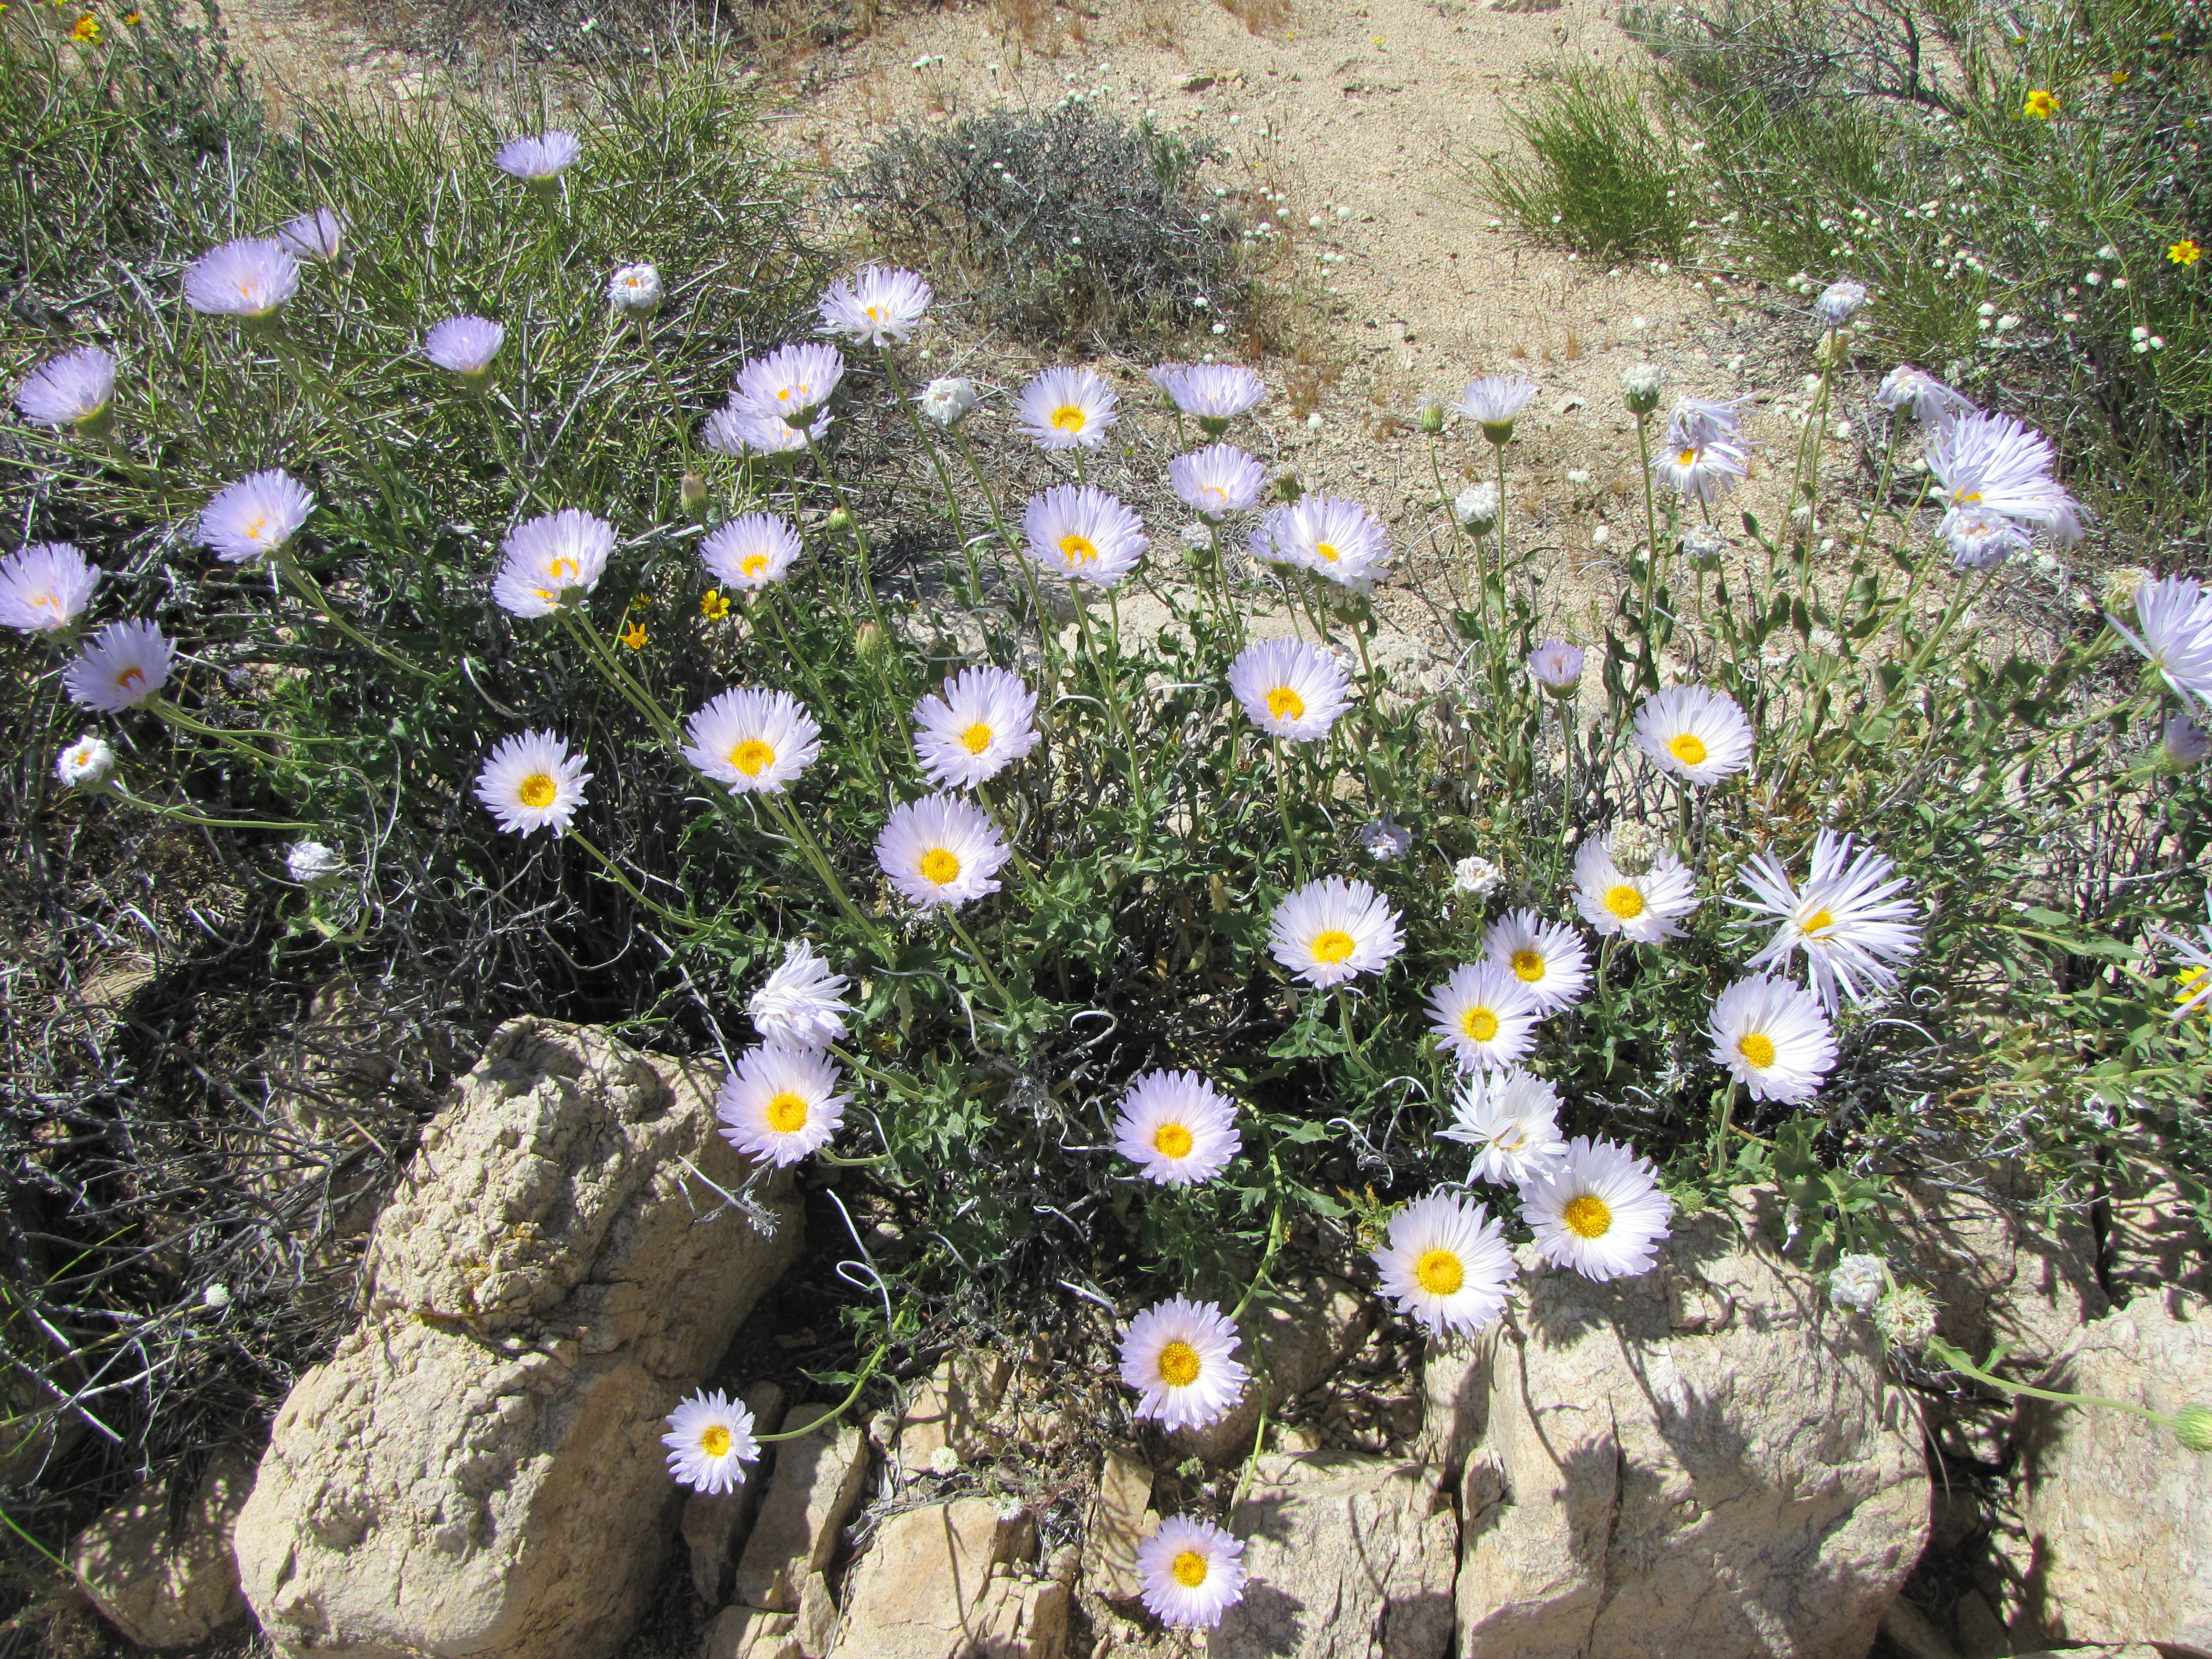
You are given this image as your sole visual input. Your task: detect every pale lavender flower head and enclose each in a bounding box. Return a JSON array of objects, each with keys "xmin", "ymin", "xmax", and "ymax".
[
  {"xmin": 492, "ymin": 509, "xmax": 615, "ymax": 618},
  {"xmin": 0, "ymin": 542, "xmax": 101, "ymax": 634},
  {"xmin": 15, "ymin": 347, "xmax": 116, "ymax": 432},
  {"xmin": 1455, "ymin": 374, "xmax": 1541, "ymax": 440},
  {"xmin": 1168, "ymin": 444, "xmax": 1267, "ymax": 519},
  {"xmin": 702, "ymin": 401, "xmax": 827, "ymax": 457},
  {"xmin": 734, "ymin": 342, "xmax": 846, "ymax": 426},
  {"xmin": 425, "ymin": 315, "xmax": 505, "ymax": 378},
  {"xmin": 183, "ymin": 238, "xmax": 301, "ymax": 320},
  {"xmin": 1526, "ymin": 639, "xmax": 1584, "ymax": 697},
  {"xmin": 1937, "ymin": 505, "xmax": 2032, "ymax": 571},
  {"xmin": 1925, "ymin": 409, "xmax": 2088, "ymax": 550},
  {"xmin": 276, "ymin": 208, "xmax": 347, "ymax": 264},
  {"xmin": 817, "ymin": 265, "xmax": 932, "ymax": 346},
  {"xmin": 1813, "ymin": 280, "xmax": 1868, "ymax": 328},
  {"xmin": 1875, "ymin": 364, "xmax": 1975, "ymax": 427},
  {"xmin": 609, "ymin": 264, "xmax": 662, "ymax": 316},
  {"xmin": 495, "ymin": 131, "xmax": 583, "ymax": 183},
  {"xmin": 1158, "ymin": 364, "xmax": 1266, "ymax": 427},
  {"xmin": 201, "ymin": 471, "xmax": 316, "ymax": 565},
  {"xmin": 63, "ymin": 620, "xmax": 174, "ymax": 712}
]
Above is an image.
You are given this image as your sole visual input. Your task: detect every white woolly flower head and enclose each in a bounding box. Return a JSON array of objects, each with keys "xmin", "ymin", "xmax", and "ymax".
[
  {"xmin": 201, "ymin": 470, "xmax": 315, "ymax": 565},
  {"xmin": 1482, "ymin": 909, "xmax": 1589, "ymax": 1015},
  {"xmin": 1733, "ymin": 829, "xmax": 1921, "ymax": 1013},
  {"xmin": 701, "ymin": 513, "xmax": 802, "ymax": 592},
  {"xmin": 1829, "ymin": 1253, "xmax": 1886, "ymax": 1314},
  {"xmin": 275, "ymin": 208, "xmax": 347, "ymax": 263},
  {"xmin": 55, "ymin": 733, "xmax": 117, "ymax": 789},
  {"xmin": 1875, "ymin": 363, "xmax": 1974, "ymax": 426},
  {"xmin": 875, "ymin": 792, "xmax": 1011, "ymax": 910},
  {"xmin": 1452, "ymin": 482, "xmax": 1500, "ymax": 531},
  {"xmin": 1021, "ymin": 484, "xmax": 1146, "ymax": 588},
  {"xmin": 1632, "ymin": 685, "xmax": 1754, "ymax": 786},
  {"xmin": 1620, "ymin": 361, "xmax": 1666, "ymax": 412},
  {"xmin": 1227, "ymin": 637, "xmax": 1353, "ymax": 743},
  {"xmin": 717, "ymin": 1042, "xmax": 850, "ymax": 1166},
  {"xmin": 912, "ymin": 666, "xmax": 1041, "ymax": 790},
  {"xmin": 473, "ymin": 729, "xmax": 590, "ymax": 837},
  {"xmin": 182, "ymin": 238, "xmax": 300, "ymax": 320},
  {"xmin": 1873, "ymin": 1284, "xmax": 1939, "ymax": 1350},
  {"xmin": 1814, "ymin": 279, "xmax": 1868, "ymax": 327},
  {"xmin": 917, "ymin": 376, "xmax": 979, "ymax": 426},
  {"xmin": 682, "ymin": 686, "xmax": 822, "ymax": 796},
  {"xmin": 1707, "ymin": 973, "xmax": 1838, "ymax": 1104},
  {"xmin": 1268, "ymin": 877, "xmax": 1404, "ymax": 989},
  {"xmin": 492, "ymin": 509, "xmax": 615, "ymax": 618},
  {"xmin": 1425, "ymin": 961, "xmax": 1541, "ymax": 1073},
  {"xmin": 1136, "ymin": 1516, "xmax": 1246, "ymax": 1629},
  {"xmin": 425, "ymin": 315, "xmax": 505, "ymax": 378},
  {"xmin": 1440, "ymin": 1066, "xmax": 1569, "ymax": 1186},
  {"xmin": 736, "ymin": 342, "xmax": 847, "ymax": 425},
  {"xmin": 818, "ymin": 264, "xmax": 933, "ymax": 345},
  {"xmin": 662, "ymin": 1389, "xmax": 758, "ymax": 1495},
  {"xmin": 1525, "ymin": 639, "xmax": 1583, "ymax": 697},
  {"xmin": 1373, "ymin": 1190, "xmax": 1517, "ymax": 1335},
  {"xmin": 609, "ymin": 263, "xmax": 663, "ymax": 315},
  {"xmin": 1454, "ymin": 373, "xmax": 1540, "ymax": 438},
  {"xmin": 1258, "ymin": 493, "xmax": 1391, "ymax": 592},
  {"xmin": 1015, "ymin": 366, "xmax": 1119, "ymax": 450},
  {"xmin": 494, "ymin": 131, "xmax": 583, "ymax": 181},
  {"xmin": 1169, "ymin": 444, "xmax": 1268, "ymax": 519},
  {"xmin": 1118, "ymin": 1294, "xmax": 1249, "ymax": 1431},
  {"xmin": 749, "ymin": 939, "xmax": 854, "ymax": 1049},
  {"xmin": 1452, "ymin": 855, "xmax": 1503, "ymax": 901},
  {"xmin": 1112, "ymin": 1070, "xmax": 1241, "ymax": 1186},
  {"xmin": 15, "ymin": 346, "xmax": 116, "ymax": 430},
  {"xmin": 285, "ymin": 841, "xmax": 343, "ymax": 888},
  {"xmin": 0, "ymin": 541, "xmax": 100, "ymax": 633},
  {"xmin": 63, "ymin": 620, "xmax": 174, "ymax": 713},
  {"xmin": 1519, "ymin": 1136, "xmax": 1672, "ymax": 1281},
  {"xmin": 1571, "ymin": 837, "xmax": 1698, "ymax": 943}
]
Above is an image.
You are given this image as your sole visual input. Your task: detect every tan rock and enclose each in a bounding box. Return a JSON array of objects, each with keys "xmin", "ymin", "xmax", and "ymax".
[
  {"xmin": 1081, "ymin": 1446, "xmax": 1154, "ymax": 1601},
  {"xmin": 234, "ymin": 1020, "xmax": 802, "ymax": 1659},
  {"xmin": 734, "ymin": 1403, "xmax": 872, "ymax": 1611},
  {"xmin": 1895, "ymin": 1175, "xmax": 2107, "ymax": 1373},
  {"xmin": 70, "ymin": 1446, "xmax": 255, "ymax": 1648},
  {"xmin": 701, "ymin": 1605, "xmax": 802, "ymax": 1659},
  {"xmin": 892, "ymin": 1352, "xmax": 1010, "ymax": 1475},
  {"xmin": 1214, "ymin": 1452, "xmax": 1457, "ymax": 1659},
  {"xmin": 1444, "ymin": 1193, "xmax": 1927, "ymax": 1659},
  {"xmin": 834, "ymin": 1498, "xmax": 1057, "ymax": 1659},
  {"xmin": 2018, "ymin": 1296, "xmax": 2212, "ymax": 1651},
  {"xmin": 796, "ymin": 1570, "xmax": 839, "ymax": 1656},
  {"xmin": 685, "ymin": 1381, "xmax": 787, "ymax": 1606},
  {"xmin": 1176, "ymin": 1272, "xmax": 1369, "ymax": 1463}
]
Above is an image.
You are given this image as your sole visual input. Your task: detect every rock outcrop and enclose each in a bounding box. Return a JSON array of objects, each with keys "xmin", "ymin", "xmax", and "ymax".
[
  {"xmin": 832, "ymin": 1498, "xmax": 1074, "ymax": 1659},
  {"xmin": 70, "ymin": 1446, "xmax": 256, "ymax": 1647},
  {"xmin": 1442, "ymin": 1193, "xmax": 1927, "ymax": 1659},
  {"xmin": 734, "ymin": 1402, "xmax": 873, "ymax": 1612},
  {"xmin": 1178, "ymin": 1271, "xmax": 1369, "ymax": 1463},
  {"xmin": 234, "ymin": 1019, "xmax": 802, "ymax": 1659}
]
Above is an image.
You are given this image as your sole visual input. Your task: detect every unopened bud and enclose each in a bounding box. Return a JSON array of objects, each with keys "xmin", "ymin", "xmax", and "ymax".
[
  {"xmin": 1608, "ymin": 821, "xmax": 1661, "ymax": 878},
  {"xmin": 1417, "ymin": 400, "xmax": 1446, "ymax": 434},
  {"xmin": 1621, "ymin": 363, "xmax": 1664, "ymax": 416},
  {"xmin": 826, "ymin": 507, "xmax": 854, "ymax": 536},
  {"xmin": 1479, "ymin": 419, "xmax": 1515, "ymax": 447},
  {"xmin": 680, "ymin": 471, "xmax": 707, "ymax": 510},
  {"xmin": 854, "ymin": 620, "xmax": 886, "ymax": 660},
  {"xmin": 1813, "ymin": 328, "xmax": 1852, "ymax": 369},
  {"xmin": 1198, "ymin": 414, "xmax": 1232, "ymax": 438},
  {"xmin": 1274, "ymin": 472, "xmax": 1303, "ymax": 504},
  {"xmin": 2174, "ymin": 1404, "xmax": 2212, "ymax": 1454}
]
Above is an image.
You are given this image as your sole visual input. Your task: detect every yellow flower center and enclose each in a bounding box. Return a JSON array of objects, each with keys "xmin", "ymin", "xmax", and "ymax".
[
  {"xmin": 518, "ymin": 772, "xmax": 557, "ymax": 808},
  {"xmin": 731, "ymin": 739, "xmax": 776, "ymax": 777},
  {"xmin": 1801, "ymin": 907, "xmax": 1834, "ymax": 936},
  {"xmin": 741, "ymin": 554, "xmax": 769, "ymax": 578},
  {"xmin": 1604, "ymin": 884, "xmax": 1646, "ymax": 920},
  {"xmin": 1511, "ymin": 948, "xmax": 1546, "ymax": 982},
  {"xmin": 32, "ymin": 594, "xmax": 56, "ymax": 609},
  {"xmin": 1172, "ymin": 1550, "xmax": 1209, "ymax": 1588},
  {"xmin": 549, "ymin": 556, "xmax": 580, "ymax": 583},
  {"xmin": 1157, "ymin": 1340, "xmax": 1201, "ymax": 1387},
  {"xmin": 114, "ymin": 665, "xmax": 144, "ymax": 692},
  {"xmin": 1314, "ymin": 540, "xmax": 1340, "ymax": 563},
  {"xmin": 1266, "ymin": 686, "xmax": 1306, "ymax": 721},
  {"xmin": 1668, "ymin": 733, "xmax": 1708, "ymax": 768},
  {"xmin": 865, "ymin": 304, "xmax": 885, "ymax": 322},
  {"xmin": 700, "ymin": 1425, "xmax": 732, "ymax": 1458},
  {"xmin": 1059, "ymin": 533, "xmax": 1098, "ymax": 565},
  {"xmin": 1415, "ymin": 1248, "xmax": 1464, "ymax": 1296},
  {"xmin": 765, "ymin": 1091, "xmax": 810, "ymax": 1133},
  {"xmin": 1955, "ymin": 489, "xmax": 1982, "ymax": 505},
  {"xmin": 1460, "ymin": 1006, "xmax": 1499, "ymax": 1043},
  {"xmin": 1050, "ymin": 404, "xmax": 1088, "ymax": 432},
  {"xmin": 246, "ymin": 515, "xmax": 270, "ymax": 545},
  {"xmin": 1677, "ymin": 447, "xmax": 1698, "ymax": 467},
  {"xmin": 1738, "ymin": 1032, "xmax": 1777, "ymax": 1070},
  {"xmin": 961, "ymin": 722, "xmax": 995, "ymax": 755},
  {"xmin": 2180, "ymin": 966, "xmax": 2210, "ymax": 1015},
  {"xmin": 920, "ymin": 847, "xmax": 962, "ymax": 885},
  {"xmin": 1310, "ymin": 929, "xmax": 1355, "ymax": 964},
  {"xmin": 1153, "ymin": 1122, "xmax": 1194, "ymax": 1160},
  {"xmin": 1563, "ymin": 1194, "xmax": 1613, "ymax": 1238}
]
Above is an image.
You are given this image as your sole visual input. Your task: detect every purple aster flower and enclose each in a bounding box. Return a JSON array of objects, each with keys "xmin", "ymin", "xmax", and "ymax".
[
  {"xmin": 0, "ymin": 542, "xmax": 101, "ymax": 634},
  {"xmin": 701, "ymin": 402, "xmax": 826, "ymax": 457},
  {"xmin": 734, "ymin": 342, "xmax": 846, "ymax": 426},
  {"xmin": 495, "ymin": 132, "xmax": 583, "ymax": 182},
  {"xmin": 182, "ymin": 238, "xmax": 301, "ymax": 320},
  {"xmin": 817, "ymin": 265, "xmax": 932, "ymax": 346},
  {"xmin": 425, "ymin": 315, "xmax": 505, "ymax": 378},
  {"xmin": 275, "ymin": 208, "xmax": 347, "ymax": 263},
  {"xmin": 492, "ymin": 509, "xmax": 615, "ymax": 618},
  {"xmin": 1926, "ymin": 409, "xmax": 2088, "ymax": 550},
  {"xmin": 15, "ymin": 346, "xmax": 116, "ymax": 432},
  {"xmin": 201, "ymin": 471, "xmax": 316, "ymax": 565},
  {"xmin": 64, "ymin": 620, "xmax": 174, "ymax": 712}
]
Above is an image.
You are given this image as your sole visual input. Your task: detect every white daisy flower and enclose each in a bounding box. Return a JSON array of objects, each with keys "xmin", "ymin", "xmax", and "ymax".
[
  {"xmin": 1251, "ymin": 494, "xmax": 1391, "ymax": 592},
  {"xmin": 1518, "ymin": 1136, "xmax": 1672, "ymax": 1281},
  {"xmin": 1439, "ymin": 1066, "xmax": 1569, "ymax": 1186},
  {"xmin": 1939, "ymin": 505, "xmax": 2033, "ymax": 570},
  {"xmin": 1168, "ymin": 444, "xmax": 1268, "ymax": 519},
  {"xmin": 1632, "ymin": 686, "xmax": 1754, "ymax": 786},
  {"xmin": 818, "ymin": 264, "xmax": 933, "ymax": 346},
  {"xmin": 200, "ymin": 470, "xmax": 315, "ymax": 565},
  {"xmin": 275, "ymin": 208, "xmax": 347, "ymax": 264},
  {"xmin": 1875, "ymin": 363, "xmax": 1974, "ymax": 426},
  {"xmin": 494, "ymin": 131, "xmax": 583, "ymax": 182},
  {"xmin": 55, "ymin": 733, "xmax": 117, "ymax": 789},
  {"xmin": 1021, "ymin": 484, "xmax": 1146, "ymax": 588},
  {"xmin": 63, "ymin": 620, "xmax": 173, "ymax": 713},
  {"xmin": 682, "ymin": 687, "xmax": 822, "ymax": 795},
  {"xmin": 1425, "ymin": 961, "xmax": 1541, "ymax": 1073},
  {"xmin": 608, "ymin": 263, "xmax": 662, "ymax": 315},
  {"xmin": 1227, "ymin": 638, "xmax": 1353, "ymax": 743},
  {"xmin": 1482, "ymin": 909, "xmax": 1589, "ymax": 1014},
  {"xmin": 1526, "ymin": 640, "xmax": 1584, "ymax": 698},
  {"xmin": 1453, "ymin": 482, "xmax": 1501, "ymax": 531},
  {"xmin": 875, "ymin": 793, "xmax": 1011, "ymax": 910},
  {"xmin": 2162, "ymin": 712, "xmax": 2211, "ymax": 769},
  {"xmin": 735, "ymin": 342, "xmax": 846, "ymax": 425},
  {"xmin": 701, "ymin": 513, "xmax": 802, "ymax": 593},
  {"xmin": 1707, "ymin": 973, "xmax": 1838, "ymax": 1104},
  {"xmin": 1112, "ymin": 1070, "xmax": 1241, "ymax": 1186},
  {"xmin": 1157, "ymin": 363, "xmax": 1266, "ymax": 425},
  {"xmin": 285, "ymin": 841, "xmax": 343, "ymax": 888},
  {"xmin": 1118, "ymin": 1294, "xmax": 1249, "ymax": 1431},
  {"xmin": 1733, "ymin": 829, "xmax": 1922, "ymax": 1013},
  {"xmin": 2107, "ymin": 574, "xmax": 2212, "ymax": 708},
  {"xmin": 1925, "ymin": 409, "xmax": 2088, "ymax": 549},
  {"xmin": 717, "ymin": 1042, "xmax": 850, "ymax": 1166},
  {"xmin": 473, "ymin": 729, "xmax": 590, "ymax": 837},
  {"xmin": 748, "ymin": 939, "xmax": 853, "ymax": 1048},
  {"xmin": 1372, "ymin": 1190, "xmax": 1517, "ymax": 1336},
  {"xmin": 701, "ymin": 402, "xmax": 828, "ymax": 457},
  {"xmin": 0, "ymin": 541, "xmax": 100, "ymax": 633},
  {"xmin": 1136, "ymin": 1516, "xmax": 1246, "ymax": 1629},
  {"xmin": 917, "ymin": 376, "xmax": 979, "ymax": 426},
  {"xmin": 1571, "ymin": 837, "xmax": 1698, "ymax": 943},
  {"xmin": 492, "ymin": 509, "xmax": 615, "ymax": 618},
  {"xmin": 1014, "ymin": 366, "xmax": 1118, "ymax": 450},
  {"xmin": 14, "ymin": 346, "xmax": 116, "ymax": 431},
  {"xmin": 911, "ymin": 666, "xmax": 1041, "ymax": 790},
  {"xmin": 1267, "ymin": 877, "xmax": 1404, "ymax": 988},
  {"xmin": 662, "ymin": 1389, "xmax": 758, "ymax": 1495},
  {"xmin": 424, "ymin": 315, "xmax": 505, "ymax": 378},
  {"xmin": 1454, "ymin": 373, "xmax": 1540, "ymax": 441}
]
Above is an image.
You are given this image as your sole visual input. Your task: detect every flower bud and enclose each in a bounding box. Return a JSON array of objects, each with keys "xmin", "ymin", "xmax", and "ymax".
[
  {"xmin": 1198, "ymin": 414, "xmax": 1232, "ymax": 438},
  {"xmin": 1274, "ymin": 472, "xmax": 1304, "ymax": 504},
  {"xmin": 680, "ymin": 471, "xmax": 708, "ymax": 512},
  {"xmin": 1479, "ymin": 419, "xmax": 1515, "ymax": 447},
  {"xmin": 1454, "ymin": 482, "xmax": 1500, "ymax": 533},
  {"xmin": 1417, "ymin": 400, "xmax": 1447, "ymax": 434},
  {"xmin": 826, "ymin": 507, "xmax": 854, "ymax": 537},
  {"xmin": 1608, "ymin": 821, "xmax": 1661, "ymax": 878},
  {"xmin": 1683, "ymin": 526, "xmax": 1726, "ymax": 571},
  {"xmin": 2174, "ymin": 1404, "xmax": 2212, "ymax": 1454},
  {"xmin": 854, "ymin": 620, "xmax": 887, "ymax": 660},
  {"xmin": 1621, "ymin": 363, "xmax": 1664, "ymax": 416}
]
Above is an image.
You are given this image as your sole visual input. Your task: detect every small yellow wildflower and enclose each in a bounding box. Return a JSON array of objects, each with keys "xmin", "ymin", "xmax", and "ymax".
[
  {"xmin": 2022, "ymin": 88, "xmax": 2059, "ymax": 119},
  {"xmin": 70, "ymin": 11, "xmax": 101, "ymax": 40},
  {"xmin": 122, "ymin": 8, "xmax": 140, "ymax": 19},
  {"xmin": 2173, "ymin": 239, "xmax": 2204, "ymax": 266},
  {"xmin": 619, "ymin": 619, "xmax": 647, "ymax": 651},
  {"xmin": 626, "ymin": 589, "xmax": 650, "ymax": 613},
  {"xmin": 700, "ymin": 589, "xmax": 731, "ymax": 621},
  {"xmin": 2110, "ymin": 70, "xmax": 2130, "ymax": 85}
]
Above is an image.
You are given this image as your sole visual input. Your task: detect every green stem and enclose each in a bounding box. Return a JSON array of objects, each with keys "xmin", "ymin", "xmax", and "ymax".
[
  {"xmin": 880, "ymin": 354, "xmax": 975, "ymax": 594},
  {"xmin": 275, "ymin": 550, "xmax": 443, "ymax": 682},
  {"xmin": 565, "ymin": 830, "xmax": 706, "ymax": 930},
  {"xmin": 106, "ymin": 787, "xmax": 313, "ymax": 832},
  {"xmin": 1270, "ymin": 734, "xmax": 1309, "ymax": 883},
  {"xmin": 752, "ymin": 1343, "xmax": 890, "ymax": 1442},
  {"xmin": 945, "ymin": 910, "xmax": 1015, "ymax": 1014},
  {"xmin": 762, "ymin": 793, "xmax": 896, "ymax": 966},
  {"xmin": 800, "ymin": 427, "xmax": 891, "ymax": 640},
  {"xmin": 150, "ymin": 701, "xmax": 285, "ymax": 770}
]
